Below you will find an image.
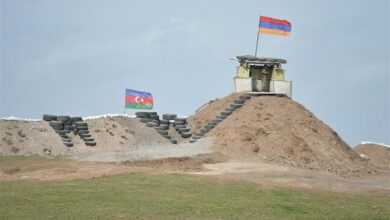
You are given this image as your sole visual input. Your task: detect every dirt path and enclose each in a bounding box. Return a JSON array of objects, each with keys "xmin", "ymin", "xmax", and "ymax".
[
  {"xmin": 190, "ymin": 161, "xmax": 390, "ymax": 195},
  {"xmin": 1, "ymin": 156, "xmax": 389, "ymax": 196}
]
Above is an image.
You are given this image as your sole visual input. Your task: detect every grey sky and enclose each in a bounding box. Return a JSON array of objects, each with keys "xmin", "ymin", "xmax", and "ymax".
[{"xmin": 1, "ymin": 0, "xmax": 389, "ymax": 146}]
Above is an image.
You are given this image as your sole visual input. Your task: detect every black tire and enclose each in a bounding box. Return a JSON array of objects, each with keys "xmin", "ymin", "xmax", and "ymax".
[
  {"xmin": 230, "ymin": 103, "xmax": 243, "ymax": 109},
  {"xmin": 214, "ymin": 118, "xmax": 223, "ymax": 123},
  {"xmin": 157, "ymin": 130, "xmax": 168, "ymax": 136},
  {"xmin": 189, "ymin": 139, "xmax": 196, "ymax": 143},
  {"xmin": 205, "ymin": 125, "xmax": 215, "ymax": 130},
  {"xmin": 57, "ymin": 116, "xmax": 70, "ymax": 122},
  {"xmin": 234, "ymin": 99, "xmax": 245, "ymax": 104},
  {"xmin": 181, "ymin": 132, "xmax": 192, "ymax": 138},
  {"xmin": 200, "ymin": 128, "xmax": 209, "ymax": 134},
  {"xmin": 64, "ymin": 130, "xmax": 72, "ymax": 134},
  {"xmin": 146, "ymin": 122, "xmax": 158, "ymax": 127},
  {"xmin": 162, "ymin": 114, "xmax": 177, "ymax": 120},
  {"xmin": 76, "ymin": 126, "xmax": 89, "ymax": 131},
  {"xmin": 78, "ymin": 130, "xmax": 89, "ymax": 135},
  {"xmin": 174, "ymin": 117, "xmax": 187, "ymax": 122},
  {"xmin": 174, "ymin": 124, "xmax": 186, "ymax": 129},
  {"xmin": 172, "ymin": 121, "xmax": 185, "ymax": 126},
  {"xmin": 70, "ymin": 117, "xmax": 83, "ymax": 122},
  {"xmin": 64, "ymin": 125, "xmax": 73, "ymax": 130},
  {"xmin": 74, "ymin": 121, "xmax": 87, "ymax": 126},
  {"xmin": 43, "ymin": 114, "xmax": 57, "ymax": 121},
  {"xmin": 209, "ymin": 121, "xmax": 218, "ymax": 126},
  {"xmin": 239, "ymin": 95, "xmax": 251, "ymax": 100},
  {"xmin": 83, "ymin": 137, "xmax": 94, "ymax": 142},
  {"xmin": 56, "ymin": 130, "xmax": 66, "ymax": 135},
  {"xmin": 154, "ymin": 127, "xmax": 166, "ymax": 131},
  {"xmin": 59, "ymin": 134, "xmax": 68, "ymax": 138},
  {"xmin": 62, "ymin": 138, "xmax": 71, "ymax": 142},
  {"xmin": 159, "ymin": 124, "xmax": 169, "ymax": 129},
  {"xmin": 193, "ymin": 135, "xmax": 202, "ymax": 140},
  {"xmin": 149, "ymin": 115, "xmax": 160, "ymax": 120},
  {"xmin": 149, "ymin": 119, "xmax": 160, "ymax": 124},
  {"xmin": 159, "ymin": 119, "xmax": 169, "ymax": 125},
  {"xmin": 64, "ymin": 142, "xmax": 73, "ymax": 147},
  {"xmin": 140, "ymin": 118, "xmax": 151, "ymax": 123},
  {"xmin": 51, "ymin": 125, "xmax": 64, "ymax": 130},
  {"xmin": 135, "ymin": 112, "xmax": 149, "ymax": 118},
  {"xmin": 49, "ymin": 121, "xmax": 63, "ymax": 127},
  {"xmin": 163, "ymin": 135, "xmax": 171, "ymax": 139},
  {"xmin": 170, "ymin": 140, "xmax": 178, "ymax": 144},
  {"xmin": 216, "ymin": 115, "xmax": 226, "ymax": 120},
  {"xmin": 64, "ymin": 121, "xmax": 72, "ymax": 126},
  {"xmin": 85, "ymin": 141, "xmax": 96, "ymax": 146},
  {"xmin": 225, "ymin": 107, "xmax": 235, "ymax": 112},
  {"xmin": 178, "ymin": 128, "xmax": 190, "ymax": 133},
  {"xmin": 79, "ymin": 133, "xmax": 91, "ymax": 138},
  {"xmin": 220, "ymin": 111, "xmax": 232, "ymax": 116}
]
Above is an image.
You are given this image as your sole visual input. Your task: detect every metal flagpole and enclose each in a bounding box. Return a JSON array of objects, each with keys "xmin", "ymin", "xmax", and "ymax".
[
  {"xmin": 255, "ymin": 18, "xmax": 261, "ymax": 58},
  {"xmin": 124, "ymin": 89, "xmax": 127, "ymax": 115}
]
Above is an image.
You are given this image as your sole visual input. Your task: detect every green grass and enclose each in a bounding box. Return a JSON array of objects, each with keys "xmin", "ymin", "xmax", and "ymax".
[{"xmin": 0, "ymin": 173, "xmax": 389, "ymax": 220}]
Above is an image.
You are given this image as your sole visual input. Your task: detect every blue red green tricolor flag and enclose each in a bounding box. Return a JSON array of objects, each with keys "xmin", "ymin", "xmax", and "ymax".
[
  {"xmin": 125, "ymin": 89, "xmax": 153, "ymax": 110},
  {"xmin": 259, "ymin": 16, "xmax": 291, "ymax": 36}
]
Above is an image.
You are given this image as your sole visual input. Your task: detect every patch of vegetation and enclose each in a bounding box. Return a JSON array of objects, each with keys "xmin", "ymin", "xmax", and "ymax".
[{"xmin": 0, "ymin": 173, "xmax": 389, "ymax": 219}]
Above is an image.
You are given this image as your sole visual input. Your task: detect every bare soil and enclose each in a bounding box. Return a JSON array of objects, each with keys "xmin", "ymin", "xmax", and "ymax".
[
  {"xmin": 1, "ymin": 155, "xmax": 388, "ymax": 195},
  {"xmin": 354, "ymin": 143, "xmax": 390, "ymax": 170},
  {"xmin": 188, "ymin": 94, "xmax": 381, "ymax": 176},
  {"xmin": 0, "ymin": 116, "xmax": 203, "ymax": 158}
]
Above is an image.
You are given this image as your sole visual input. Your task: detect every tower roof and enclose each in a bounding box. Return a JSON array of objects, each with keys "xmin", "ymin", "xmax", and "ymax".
[{"xmin": 235, "ymin": 55, "xmax": 287, "ymax": 66}]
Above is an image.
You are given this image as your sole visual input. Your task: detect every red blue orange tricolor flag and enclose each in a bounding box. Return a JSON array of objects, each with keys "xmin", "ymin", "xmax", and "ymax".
[{"xmin": 259, "ymin": 16, "xmax": 291, "ymax": 36}]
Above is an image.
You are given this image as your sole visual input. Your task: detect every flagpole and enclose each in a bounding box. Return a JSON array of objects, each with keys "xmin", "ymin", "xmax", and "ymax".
[
  {"xmin": 254, "ymin": 31, "xmax": 260, "ymax": 58},
  {"xmin": 255, "ymin": 18, "xmax": 261, "ymax": 58},
  {"xmin": 124, "ymin": 89, "xmax": 127, "ymax": 115}
]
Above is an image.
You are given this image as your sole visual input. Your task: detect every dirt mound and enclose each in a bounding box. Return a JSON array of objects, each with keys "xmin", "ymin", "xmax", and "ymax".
[
  {"xmin": 354, "ymin": 143, "xmax": 390, "ymax": 170},
  {"xmin": 0, "ymin": 116, "xmax": 170, "ymax": 156},
  {"xmin": 188, "ymin": 93, "xmax": 378, "ymax": 176}
]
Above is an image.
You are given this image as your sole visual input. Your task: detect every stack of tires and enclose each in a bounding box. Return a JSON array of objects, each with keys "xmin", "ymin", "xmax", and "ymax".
[
  {"xmin": 43, "ymin": 114, "xmax": 73, "ymax": 147},
  {"xmin": 162, "ymin": 114, "xmax": 178, "ymax": 144},
  {"xmin": 43, "ymin": 114, "xmax": 96, "ymax": 147},
  {"xmin": 136, "ymin": 111, "xmax": 169, "ymax": 140},
  {"xmin": 73, "ymin": 120, "xmax": 96, "ymax": 146},
  {"xmin": 136, "ymin": 112, "xmax": 160, "ymax": 128},
  {"xmin": 172, "ymin": 117, "xmax": 192, "ymax": 139},
  {"xmin": 151, "ymin": 113, "xmax": 176, "ymax": 140},
  {"xmin": 44, "ymin": 114, "xmax": 73, "ymax": 147},
  {"xmin": 190, "ymin": 94, "xmax": 251, "ymax": 143}
]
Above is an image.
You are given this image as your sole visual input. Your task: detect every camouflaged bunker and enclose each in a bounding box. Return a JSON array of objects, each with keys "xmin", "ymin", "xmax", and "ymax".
[{"xmin": 232, "ymin": 55, "xmax": 292, "ymax": 97}]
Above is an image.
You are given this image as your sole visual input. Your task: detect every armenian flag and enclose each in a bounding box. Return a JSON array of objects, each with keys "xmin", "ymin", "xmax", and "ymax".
[
  {"xmin": 125, "ymin": 89, "xmax": 153, "ymax": 110},
  {"xmin": 259, "ymin": 16, "xmax": 291, "ymax": 36}
]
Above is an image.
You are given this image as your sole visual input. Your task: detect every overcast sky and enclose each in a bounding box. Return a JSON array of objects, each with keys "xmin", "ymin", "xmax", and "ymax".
[{"xmin": 1, "ymin": 0, "xmax": 389, "ymax": 146}]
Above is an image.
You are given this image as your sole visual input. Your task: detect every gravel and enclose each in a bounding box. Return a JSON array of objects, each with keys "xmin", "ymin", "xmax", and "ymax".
[{"xmin": 71, "ymin": 138, "xmax": 212, "ymax": 162}]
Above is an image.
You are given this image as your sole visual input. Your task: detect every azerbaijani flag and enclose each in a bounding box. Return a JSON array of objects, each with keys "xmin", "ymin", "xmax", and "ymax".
[
  {"xmin": 125, "ymin": 89, "xmax": 153, "ymax": 110},
  {"xmin": 259, "ymin": 16, "xmax": 291, "ymax": 36}
]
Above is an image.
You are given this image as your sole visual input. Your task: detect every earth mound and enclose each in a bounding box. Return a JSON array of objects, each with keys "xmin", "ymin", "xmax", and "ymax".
[
  {"xmin": 354, "ymin": 143, "xmax": 390, "ymax": 170},
  {"xmin": 188, "ymin": 93, "xmax": 377, "ymax": 176},
  {"xmin": 0, "ymin": 116, "xmax": 170, "ymax": 156}
]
